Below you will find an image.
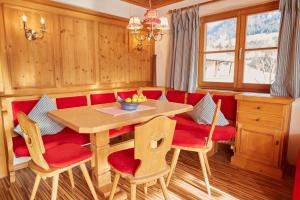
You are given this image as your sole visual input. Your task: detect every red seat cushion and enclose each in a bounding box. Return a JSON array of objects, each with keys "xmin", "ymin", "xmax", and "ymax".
[
  {"xmin": 13, "ymin": 127, "xmax": 90, "ymax": 157},
  {"xmin": 44, "ymin": 143, "xmax": 92, "ymax": 168},
  {"xmin": 109, "ymin": 125, "xmax": 134, "ymax": 138},
  {"xmin": 56, "ymin": 96, "xmax": 87, "ymax": 109},
  {"xmin": 90, "ymin": 93, "xmax": 116, "ymax": 105},
  {"xmin": 173, "ymin": 130, "xmax": 206, "ymax": 148},
  {"xmin": 12, "ymin": 99, "xmax": 39, "ymax": 126},
  {"xmin": 212, "ymin": 95, "xmax": 237, "ymax": 121},
  {"xmin": 166, "ymin": 90, "xmax": 186, "ymax": 103},
  {"xmin": 108, "ymin": 148, "xmax": 141, "ymax": 175},
  {"xmin": 294, "ymin": 151, "xmax": 300, "ymax": 200},
  {"xmin": 117, "ymin": 91, "xmax": 137, "ymax": 100},
  {"xmin": 187, "ymin": 93, "xmax": 205, "ymax": 106},
  {"xmin": 173, "ymin": 114, "xmax": 236, "ymax": 141},
  {"xmin": 142, "ymin": 90, "xmax": 163, "ymax": 100}
]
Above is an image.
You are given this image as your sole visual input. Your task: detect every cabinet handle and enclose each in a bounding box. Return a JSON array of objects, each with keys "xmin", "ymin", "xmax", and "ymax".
[
  {"xmin": 256, "ymin": 106, "xmax": 261, "ymax": 110},
  {"xmin": 275, "ymin": 140, "xmax": 279, "ymax": 146},
  {"xmin": 255, "ymin": 118, "xmax": 260, "ymax": 122}
]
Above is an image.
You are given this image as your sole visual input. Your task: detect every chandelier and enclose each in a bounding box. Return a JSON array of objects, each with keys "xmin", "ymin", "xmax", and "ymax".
[{"xmin": 127, "ymin": 0, "xmax": 169, "ymax": 51}]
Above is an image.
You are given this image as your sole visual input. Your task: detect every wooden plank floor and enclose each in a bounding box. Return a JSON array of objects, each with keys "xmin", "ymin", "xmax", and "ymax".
[{"xmin": 0, "ymin": 149, "xmax": 294, "ymax": 200}]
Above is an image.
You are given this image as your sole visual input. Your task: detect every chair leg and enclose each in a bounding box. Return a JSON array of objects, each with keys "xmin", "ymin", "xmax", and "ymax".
[
  {"xmin": 159, "ymin": 177, "xmax": 170, "ymax": 200},
  {"xmin": 203, "ymin": 153, "xmax": 212, "ymax": 176},
  {"xmin": 109, "ymin": 173, "xmax": 120, "ymax": 200},
  {"xmin": 130, "ymin": 184, "xmax": 137, "ymax": 200},
  {"xmin": 80, "ymin": 164, "xmax": 99, "ymax": 200},
  {"xmin": 198, "ymin": 152, "xmax": 211, "ymax": 196},
  {"xmin": 30, "ymin": 174, "xmax": 41, "ymax": 200},
  {"xmin": 67, "ymin": 169, "xmax": 75, "ymax": 188},
  {"xmin": 51, "ymin": 174, "xmax": 59, "ymax": 200},
  {"xmin": 166, "ymin": 148, "xmax": 180, "ymax": 187}
]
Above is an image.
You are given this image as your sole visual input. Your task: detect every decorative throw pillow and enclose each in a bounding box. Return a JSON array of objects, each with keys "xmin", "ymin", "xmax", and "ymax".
[
  {"xmin": 158, "ymin": 94, "xmax": 168, "ymax": 101},
  {"xmin": 188, "ymin": 93, "xmax": 229, "ymax": 126},
  {"xmin": 14, "ymin": 95, "xmax": 65, "ymax": 136}
]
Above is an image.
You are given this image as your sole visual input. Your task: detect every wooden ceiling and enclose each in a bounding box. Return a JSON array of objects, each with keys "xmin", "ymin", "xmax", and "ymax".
[{"xmin": 122, "ymin": 0, "xmax": 184, "ymax": 8}]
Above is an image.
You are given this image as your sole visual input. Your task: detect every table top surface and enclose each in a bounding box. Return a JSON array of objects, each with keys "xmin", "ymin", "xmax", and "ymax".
[{"xmin": 48, "ymin": 100, "xmax": 193, "ymax": 133}]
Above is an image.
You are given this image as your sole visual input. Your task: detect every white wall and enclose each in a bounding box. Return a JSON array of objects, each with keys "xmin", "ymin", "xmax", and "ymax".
[{"xmin": 53, "ymin": 0, "xmax": 146, "ymax": 18}]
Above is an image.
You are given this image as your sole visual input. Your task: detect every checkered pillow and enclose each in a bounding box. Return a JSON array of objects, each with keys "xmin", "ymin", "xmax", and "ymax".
[
  {"xmin": 188, "ymin": 93, "xmax": 229, "ymax": 126},
  {"xmin": 14, "ymin": 95, "xmax": 65, "ymax": 136},
  {"xmin": 158, "ymin": 94, "xmax": 168, "ymax": 101}
]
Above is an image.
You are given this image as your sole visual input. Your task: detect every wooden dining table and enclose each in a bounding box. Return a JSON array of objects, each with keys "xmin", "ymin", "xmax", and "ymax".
[{"xmin": 48, "ymin": 99, "xmax": 192, "ymax": 198}]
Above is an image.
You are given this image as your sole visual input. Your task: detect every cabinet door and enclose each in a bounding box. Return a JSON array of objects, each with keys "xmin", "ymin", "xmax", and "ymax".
[{"xmin": 237, "ymin": 127, "xmax": 281, "ymax": 167}]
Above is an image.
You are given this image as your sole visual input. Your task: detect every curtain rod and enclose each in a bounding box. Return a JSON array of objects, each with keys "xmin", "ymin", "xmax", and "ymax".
[{"xmin": 168, "ymin": 0, "xmax": 223, "ymax": 14}]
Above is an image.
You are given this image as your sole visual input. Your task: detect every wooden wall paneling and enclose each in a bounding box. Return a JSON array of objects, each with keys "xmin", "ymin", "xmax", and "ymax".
[
  {"xmin": 59, "ymin": 15, "xmax": 96, "ymax": 86},
  {"xmin": 3, "ymin": 5, "xmax": 59, "ymax": 89},
  {"xmin": 98, "ymin": 22, "xmax": 129, "ymax": 84},
  {"xmin": 128, "ymin": 32, "xmax": 154, "ymax": 83}
]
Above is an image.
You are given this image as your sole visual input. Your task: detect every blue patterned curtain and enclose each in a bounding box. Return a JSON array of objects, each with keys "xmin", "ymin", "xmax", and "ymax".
[
  {"xmin": 167, "ymin": 8, "xmax": 199, "ymax": 93},
  {"xmin": 271, "ymin": 0, "xmax": 300, "ymax": 98}
]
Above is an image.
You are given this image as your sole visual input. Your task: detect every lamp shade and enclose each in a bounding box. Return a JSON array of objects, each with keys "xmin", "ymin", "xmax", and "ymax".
[
  {"xmin": 143, "ymin": 9, "xmax": 161, "ymax": 25},
  {"xmin": 158, "ymin": 17, "xmax": 169, "ymax": 30},
  {"xmin": 127, "ymin": 16, "xmax": 143, "ymax": 30}
]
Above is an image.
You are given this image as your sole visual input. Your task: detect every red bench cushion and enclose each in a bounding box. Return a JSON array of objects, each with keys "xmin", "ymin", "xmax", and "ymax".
[
  {"xmin": 44, "ymin": 143, "xmax": 92, "ymax": 168},
  {"xmin": 117, "ymin": 91, "xmax": 137, "ymax": 99},
  {"xmin": 173, "ymin": 114, "xmax": 236, "ymax": 141},
  {"xmin": 294, "ymin": 151, "xmax": 300, "ymax": 200},
  {"xmin": 90, "ymin": 93, "xmax": 116, "ymax": 105},
  {"xmin": 13, "ymin": 127, "xmax": 90, "ymax": 157},
  {"xmin": 187, "ymin": 93, "xmax": 205, "ymax": 106},
  {"xmin": 12, "ymin": 99, "xmax": 39, "ymax": 126},
  {"xmin": 173, "ymin": 130, "xmax": 206, "ymax": 148},
  {"xmin": 212, "ymin": 95, "xmax": 237, "ymax": 121},
  {"xmin": 108, "ymin": 148, "xmax": 140, "ymax": 175},
  {"xmin": 166, "ymin": 90, "xmax": 186, "ymax": 103},
  {"xmin": 142, "ymin": 90, "xmax": 163, "ymax": 100},
  {"xmin": 56, "ymin": 96, "xmax": 87, "ymax": 109}
]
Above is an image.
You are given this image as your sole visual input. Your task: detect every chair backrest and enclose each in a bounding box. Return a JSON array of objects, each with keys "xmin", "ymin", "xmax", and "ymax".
[
  {"xmin": 134, "ymin": 116, "xmax": 176, "ymax": 178},
  {"xmin": 207, "ymin": 100, "xmax": 221, "ymax": 145},
  {"xmin": 16, "ymin": 112, "xmax": 50, "ymax": 170}
]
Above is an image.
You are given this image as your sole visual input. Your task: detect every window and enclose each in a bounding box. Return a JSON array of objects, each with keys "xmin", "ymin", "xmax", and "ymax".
[{"xmin": 199, "ymin": 2, "xmax": 280, "ymax": 91}]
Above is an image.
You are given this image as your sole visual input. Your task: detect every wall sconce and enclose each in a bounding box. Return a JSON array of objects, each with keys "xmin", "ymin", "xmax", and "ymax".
[{"xmin": 22, "ymin": 15, "xmax": 46, "ymax": 41}]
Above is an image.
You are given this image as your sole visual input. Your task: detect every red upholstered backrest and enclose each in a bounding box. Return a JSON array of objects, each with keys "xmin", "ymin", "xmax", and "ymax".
[
  {"xmin": 90, "ymin": 93, "xmax": 116, "ymax": 105},
  {"xmin": 187, "ymin": 93, "xmax": 206, "ymax": 106},
  {"xmin": 12, "ymin": 99, "xmax": 39, "ymax": 126},
  {"xmin": 117, "ymin": 90, "xmax": 137, "ymax": 99},
  {"xmin": 293, "ymin": 151, "xmax": 300, "ymax": 200},
  {"xmin": 212, "ymin": 95, "xmax": 237, "ymax": 121},
  {"xmin": 142, "ymin": 90, "xmax": 162, "ymax": 100},
  {"xmin": 166, "ymin": 90, "xmax": 186, "ymax": 103},
  {"xmin": 56, "ymin": 96, "xmax": 88, "ymax": 109}
]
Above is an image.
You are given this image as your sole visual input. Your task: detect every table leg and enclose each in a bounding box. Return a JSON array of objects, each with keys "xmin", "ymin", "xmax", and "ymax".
[{"xmin": 91, "ymin": 131, "xmax": 111, "ymax": 197}]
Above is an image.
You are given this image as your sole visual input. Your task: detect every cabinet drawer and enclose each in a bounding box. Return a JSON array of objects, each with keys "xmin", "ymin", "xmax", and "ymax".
[
  {"xmin": 238, "ymin": 112, "xmax": 283, "ymax": 130},
  {"xmin": 239, "ymin": 101, "xmax": 284, "ymax": 116}
]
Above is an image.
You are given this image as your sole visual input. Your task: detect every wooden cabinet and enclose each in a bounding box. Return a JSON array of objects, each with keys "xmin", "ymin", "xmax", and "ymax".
[{"xmin": 231, "ymin": 93, "xmax": 292, "ymax": 178}]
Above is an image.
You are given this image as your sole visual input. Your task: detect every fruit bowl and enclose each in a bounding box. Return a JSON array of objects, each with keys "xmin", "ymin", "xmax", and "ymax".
[
  {"xmin": 117, "ymin": 94, "xmax": 147, "ymax": 111},
  {"xmin": 119, "ymin": 101, "xmax": 140, "ymax": 111}
]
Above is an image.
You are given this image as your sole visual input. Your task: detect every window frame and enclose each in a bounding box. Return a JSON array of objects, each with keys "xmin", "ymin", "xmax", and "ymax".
[{"xmin": 198, "ymin": 2, "xmax": 280, "ymax": 92}]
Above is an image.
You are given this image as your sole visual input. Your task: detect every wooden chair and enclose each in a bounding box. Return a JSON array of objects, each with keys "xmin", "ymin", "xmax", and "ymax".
[
  {"xmin": 108, "ymin": 116, "xmax": 176, "ymax": 200},
  {"xmin": 16, "ymin": 112, "xmax": 98, "ymax": 200},
  {"xmin": 166, "ymin": 100, "xmax": 222, "ymax": 196}
]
